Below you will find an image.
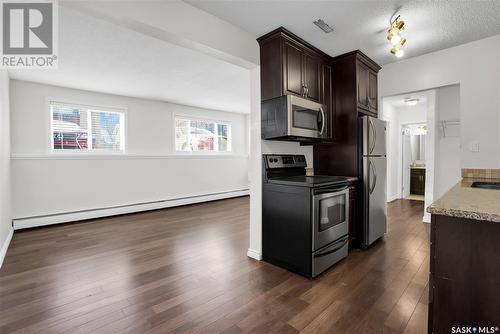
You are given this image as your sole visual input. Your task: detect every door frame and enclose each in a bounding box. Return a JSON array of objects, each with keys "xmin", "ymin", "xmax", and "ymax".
[{"xmin": 400, "ymin": 122, "xmax": 426, "ymax": 199}]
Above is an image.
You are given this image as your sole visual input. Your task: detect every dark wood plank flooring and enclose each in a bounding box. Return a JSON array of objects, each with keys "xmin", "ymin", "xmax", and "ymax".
[{"xmin": 0, "ymin": 197, "xmax": 428, "ymax": 333}]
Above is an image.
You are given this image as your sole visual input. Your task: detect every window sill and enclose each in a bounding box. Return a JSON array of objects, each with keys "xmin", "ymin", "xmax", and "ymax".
[{"xmin": 11, "ymin": 153, "xmax": 249, "ymax": 160}]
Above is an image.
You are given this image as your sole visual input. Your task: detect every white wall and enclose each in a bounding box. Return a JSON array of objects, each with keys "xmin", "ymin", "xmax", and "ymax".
[
  {"xmin": 435, "ymin": 85, "xmax": 461, "ymax": 198},
  {"xmin": 10, "ymin": 80, "xmax": 249, "ymax": 219},
  {"xmin": 379, "ymin": 34, "xmax": 500, "ymax": 169},
  {"xmin": 248, "ymin": 67, "xmax": 262, "ymax": 260},
  {"xmin": 382, "ymin": 101, "xmax": 427, "ymax": 201},
  {"xmin": 0, "ymin": 71, "xmax": 12, "ymax": 266},
  {"xmin": 424, "ymin": 91, "xmax": 437, "ymax": 222},
  {"xmin": 246, "ymin": 69, "xmax": 314, "ymax": 260}
]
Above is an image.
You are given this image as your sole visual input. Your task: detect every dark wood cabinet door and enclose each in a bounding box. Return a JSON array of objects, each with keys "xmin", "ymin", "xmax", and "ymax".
[
  {"xmin": 356, "ymin": 62, "xmax": 369, "ymax": 110},
  {"xmin": 303, "ymin": 53, "xmax": 321, "ymax": 102},
  {"xmin": 410, "ymin": 169, "xmax": 426, "ymax": 195},
  {"xmin": 321, "ymin": 64, "xmax": 333, "ymax": 140},
  {"xmin": 283, "ymin": 41, "xmax": 304, "ymax": 97},
  {"xmin": 368, "ymin": 70, "xmax": 378, "ymax": 114},
  {"xmin": 410, "ymin": 173, "xmax": 420, "ymax": 195}
]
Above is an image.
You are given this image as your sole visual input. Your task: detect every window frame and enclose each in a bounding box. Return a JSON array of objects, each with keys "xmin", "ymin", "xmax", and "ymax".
[
  {"xmin": 173, "ymin": 114, "xmax": 233, "ymax": 155},
  {"xmin": 47, "ymin": 98, "xmax": 128, "ymax": 155}
]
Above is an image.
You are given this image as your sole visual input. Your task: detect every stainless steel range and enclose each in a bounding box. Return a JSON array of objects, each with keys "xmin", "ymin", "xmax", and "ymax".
[{"xmin": 262, "ymin": 154, "xmax": 350, "ymax": 278}]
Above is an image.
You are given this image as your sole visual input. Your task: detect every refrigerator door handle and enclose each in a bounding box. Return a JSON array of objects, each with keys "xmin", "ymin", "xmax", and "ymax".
[
  {"xmin": 369, "ymin": 118, "xmax": 376, "ymax": 154},
  {"xmin": 369, "ymin": 159, "xmax": 377, "ymax": 194}
]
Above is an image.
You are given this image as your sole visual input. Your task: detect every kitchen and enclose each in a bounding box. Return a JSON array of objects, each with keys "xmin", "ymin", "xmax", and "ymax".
[
  {"xmin": 248, "ymin": 9, "xmax": 500, "ymax": 333},
  {"xmin": 0, "ymin": 1, "xmax": 500, "ymax": 333}
]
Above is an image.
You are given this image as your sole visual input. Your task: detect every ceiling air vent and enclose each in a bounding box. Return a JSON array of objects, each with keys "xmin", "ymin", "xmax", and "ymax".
[{"xmin": 313, "ymin": 19, "xmax": 334, "ymax": 33}]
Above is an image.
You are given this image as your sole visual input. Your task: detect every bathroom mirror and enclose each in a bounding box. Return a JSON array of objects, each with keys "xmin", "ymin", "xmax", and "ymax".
[{"xmin": 410, "ymin": 135, "xmax": 426, "ymax": 162}]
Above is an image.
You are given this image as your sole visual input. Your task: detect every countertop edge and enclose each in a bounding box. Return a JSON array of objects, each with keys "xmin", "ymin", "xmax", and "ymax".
[
  {"xmin": 427, "ymin": 178, "xmax": 500, "ymax": 223},
  {"xmin": 427, "ymin": 205, "xmax": 500, "ymax": 223}
]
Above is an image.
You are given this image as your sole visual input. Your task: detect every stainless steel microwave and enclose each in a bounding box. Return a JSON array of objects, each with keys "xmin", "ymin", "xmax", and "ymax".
[{"xmin": 261, "ymin": 95, "xmax": 328, "ymax": 141}]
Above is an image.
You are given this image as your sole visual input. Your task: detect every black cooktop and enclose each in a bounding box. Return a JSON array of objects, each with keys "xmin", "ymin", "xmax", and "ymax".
[{"xmin": 267, "ymin": 175, "xmax": 350, "ymax": 187}]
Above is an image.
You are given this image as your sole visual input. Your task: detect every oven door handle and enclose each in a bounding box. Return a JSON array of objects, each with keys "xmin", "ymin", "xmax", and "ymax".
[
  {"xmin": 313, "ymin": 185, "xmax": 349, "ymax": 195},
  {"xmin": 314, "ymin": 237, "xmax": 348, "ymax": 258}
]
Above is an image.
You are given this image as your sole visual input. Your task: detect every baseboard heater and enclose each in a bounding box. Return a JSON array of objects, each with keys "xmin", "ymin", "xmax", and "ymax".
[{"xmin": 12, "ymin": 189, "xmax": 249, "ymax": 230}]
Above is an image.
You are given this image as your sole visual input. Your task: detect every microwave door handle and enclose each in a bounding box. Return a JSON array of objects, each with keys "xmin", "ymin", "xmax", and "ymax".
[{"xmin": 319, "ymin": 107, "xmax": 326, "ymax": 135}]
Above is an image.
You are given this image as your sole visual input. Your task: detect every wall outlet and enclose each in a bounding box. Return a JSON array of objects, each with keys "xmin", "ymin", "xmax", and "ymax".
[{"xmin": 469, "ymin": 141, "xmax": 480, "ymax": 152}]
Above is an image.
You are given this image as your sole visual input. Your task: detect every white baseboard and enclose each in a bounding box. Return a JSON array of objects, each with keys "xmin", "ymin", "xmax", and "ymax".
[
  {"xmin": 0, "ymin": 227, "xmax": 14, "ymax": 268},
  {"xmin": 247, "ymin": 248, "xmax": 262, "ymax": 261},
  {"xmin": 387, "ymin": 194, "xmax": 400, "ymax": 202},
  {"xmin": 423, "ymin": 212, "xmax": 431, "ymax": 223},
  {"xmin": 13, "ymin": 189, "xmax": 249, "ymax": 230}
]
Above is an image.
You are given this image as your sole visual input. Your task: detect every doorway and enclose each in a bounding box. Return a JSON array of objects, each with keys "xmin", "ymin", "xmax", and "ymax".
[
  {"xmin": 381, "ymin": 85, "xmax": 461, "ymax": 223},
  {"xmin": 381, "ymin": 89, "xmax": 435, "ymax": 222},
  {"xmin": 402, "ymin": 124, "xmax": 427, "ymax": 202}
]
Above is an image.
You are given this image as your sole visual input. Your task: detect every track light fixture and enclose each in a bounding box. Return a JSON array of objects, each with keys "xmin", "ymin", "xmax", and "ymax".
[{"xmin": 387, "ymin": 15, "xmax": 406, "ymax": 58}]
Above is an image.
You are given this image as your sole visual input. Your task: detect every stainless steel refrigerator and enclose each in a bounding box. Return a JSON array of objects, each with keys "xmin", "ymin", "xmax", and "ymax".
[{"xmin": 360, "ymin": 116, "xmax": 387, "ymax": 247}]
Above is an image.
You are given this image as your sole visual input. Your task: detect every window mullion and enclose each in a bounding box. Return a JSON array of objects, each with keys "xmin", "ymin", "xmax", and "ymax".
[
  {"xmin": 187, "ymin": 120, "xmax": 192, "ymax": 152},
  {"xmin": 214, "ymin": 122, "xmax": 219, "ymax": 152},
  {"xmin": 87, "ymin": 109, "xmax": 93, "ymax": 150}
]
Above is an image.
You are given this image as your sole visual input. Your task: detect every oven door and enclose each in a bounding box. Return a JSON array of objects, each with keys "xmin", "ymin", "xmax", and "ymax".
[
  {"xmin": 287, "ymin": 95, "xmax": 327, "ymax": 139},
  {"xmin": 312, "ymin": 185, "xmax": 349, "ymax": 251}
]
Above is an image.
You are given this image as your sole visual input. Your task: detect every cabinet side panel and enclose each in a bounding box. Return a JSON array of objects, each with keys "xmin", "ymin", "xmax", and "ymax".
[
  {"xmin": 430, "ymin": 214, "xmax": 500, "ymax": 332},
  {"xmin": 262, "ymin": 184, "xmax": 312, "ymax": 277},
  {"xmin": 260, "ymin": 37, "xmax": 283, "ymax": 101}
]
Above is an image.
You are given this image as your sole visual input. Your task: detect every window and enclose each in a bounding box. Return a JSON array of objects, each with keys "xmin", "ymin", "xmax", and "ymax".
[
  {"xmin": 175, "ymin": 117, "xmax": 232, "ymax": 152},
  {"xmin": 50, "ymin": 102, "xmax": 125, "ymax": 152}
]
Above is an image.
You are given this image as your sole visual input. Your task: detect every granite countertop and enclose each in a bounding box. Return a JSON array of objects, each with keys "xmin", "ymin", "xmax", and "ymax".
[{"xmin": 427, "ymin": 178, "xmax": 500, "ymax": 222}]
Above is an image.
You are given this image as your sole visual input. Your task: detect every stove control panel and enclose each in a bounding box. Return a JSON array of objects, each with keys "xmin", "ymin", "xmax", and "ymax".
[{"xmin": 264, "ymin": 154, "xmax": 307, "ymax": 169}]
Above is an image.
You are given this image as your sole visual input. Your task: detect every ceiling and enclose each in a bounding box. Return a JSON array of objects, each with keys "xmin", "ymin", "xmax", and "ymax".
[
  {"xmin": 187, "ymin": 0, "xmax": 500, "ymax": 65},
  {"xmin": 8, "ymin": 6, "xmax": 251, "ymax": 114}
]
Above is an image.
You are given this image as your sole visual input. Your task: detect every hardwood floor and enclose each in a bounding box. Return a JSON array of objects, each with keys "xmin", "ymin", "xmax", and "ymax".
[{"xmin": 0, "ymin": 197, "xmax": 429, "ymax": 334}]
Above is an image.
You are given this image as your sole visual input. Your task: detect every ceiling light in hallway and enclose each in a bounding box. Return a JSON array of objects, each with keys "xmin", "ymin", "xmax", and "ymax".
[{"xmin": 404, "ymin": 98, "xmax": 419, "ymax": 106}]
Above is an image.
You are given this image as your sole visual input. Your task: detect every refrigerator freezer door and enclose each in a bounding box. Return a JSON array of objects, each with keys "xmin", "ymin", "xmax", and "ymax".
[
  {"xmin": 363, "ymin": 116, "xmax": 387, "ymax": 156},
  {"xmin": 363, "ymin": 156, "xmax": 387, "ymax": 246}
]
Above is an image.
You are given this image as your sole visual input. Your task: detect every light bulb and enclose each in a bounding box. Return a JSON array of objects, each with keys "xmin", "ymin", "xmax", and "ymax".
[
  {"xmin": 395, "ymin": 49, "xmax": 405, "ymax": 58},
  {"xmin": 390, "ymin": 34, "xmax": 402, "ymax": 45},
  {"xmin": 404, "ymin": 98, "xmax": 419, "ymax": 106}
]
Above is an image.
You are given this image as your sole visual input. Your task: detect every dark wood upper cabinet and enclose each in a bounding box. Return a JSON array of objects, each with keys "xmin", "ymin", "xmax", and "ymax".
[
  {"xmin": 356, "ymin": 62, "xmax": 370, "ymax": 111},
  {"xmin": 357, "ymin": 60, "xmax": 379, "ymax": 115},
  {"xmin": 368, "ymin": 70, "xmax": 378, "ymax": 113},
  {"xmin": 283, "ymin": 40, "xmax": 303, "ymax": 97},
  {"xmin": 314, "ymin": 51, "xmax": 381, "ymax": 177},
  {"xmin": 257, "ymin": 27, "xmax": 329, "ymax": 104},
  {"xmin": 303, "ymin": 53, "xmax": 321, "ymax": 102},
  {"xmin": 258, "ymin": 28, "xmax": 380, "ymax": 151}
]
